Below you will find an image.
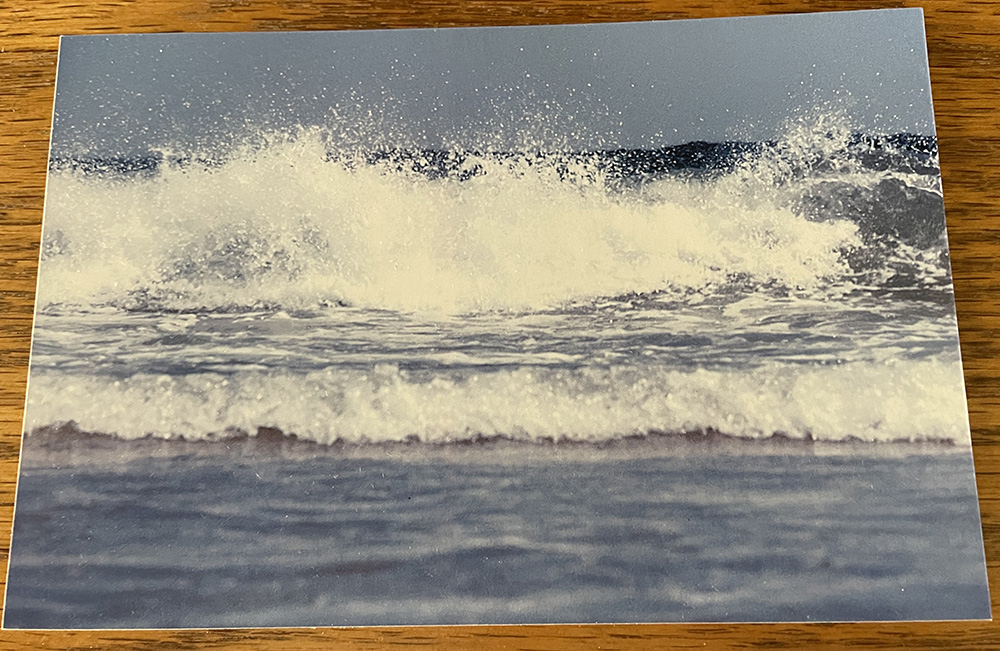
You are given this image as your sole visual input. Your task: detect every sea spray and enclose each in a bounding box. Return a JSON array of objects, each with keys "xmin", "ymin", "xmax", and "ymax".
[{"xmin": 36, "ymin": 116, "xmax": 945, "ymax": 315}]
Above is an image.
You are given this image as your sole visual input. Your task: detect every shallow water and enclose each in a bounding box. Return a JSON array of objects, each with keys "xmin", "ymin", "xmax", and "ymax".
[{"xmin": 5, "ymin": 442, "xmax": 988, "ymax": 627}]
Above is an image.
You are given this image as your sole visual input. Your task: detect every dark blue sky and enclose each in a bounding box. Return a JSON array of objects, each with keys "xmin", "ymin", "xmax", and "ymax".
[{"xmin": 51, "ymin": 8, "xmax": 936, "ymax": 156}]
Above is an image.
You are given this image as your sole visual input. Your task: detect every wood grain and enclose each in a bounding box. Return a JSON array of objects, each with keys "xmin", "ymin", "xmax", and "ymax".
[{"xmin": 2, "ymin": 1, "xmax": 999, "ymax": 648}]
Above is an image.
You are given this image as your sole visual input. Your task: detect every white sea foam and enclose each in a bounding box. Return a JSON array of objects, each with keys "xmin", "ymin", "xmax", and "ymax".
[
  {"xmin": 37, "ymin": 127, "xmax": 872, "ymax": 314},
  {"xmin": 25, "ymin": 358, "xmax": 970, "ymax": 445}
]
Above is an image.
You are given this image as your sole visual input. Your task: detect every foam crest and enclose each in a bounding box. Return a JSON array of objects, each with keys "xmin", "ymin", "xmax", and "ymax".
[
  {"xmin": 25, "ymin": 358, "xmax": 970, "ymax": 445},
  {"xmin": 38, "ymin": 128, "xmax": 865, "ymax": 314}
]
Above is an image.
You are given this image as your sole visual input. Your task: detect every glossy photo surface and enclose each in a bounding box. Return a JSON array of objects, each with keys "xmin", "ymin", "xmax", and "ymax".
[{"xmin": 3, "ymin": 9, "xmax": 990, "ymax": 628}]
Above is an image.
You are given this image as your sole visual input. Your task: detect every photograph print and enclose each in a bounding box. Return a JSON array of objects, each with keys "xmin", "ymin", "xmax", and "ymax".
[{"xmin": 3, "ymin": 8, "xmax": 991, "ymax": 628}]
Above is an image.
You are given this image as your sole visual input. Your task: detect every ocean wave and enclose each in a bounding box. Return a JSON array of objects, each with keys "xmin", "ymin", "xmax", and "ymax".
[
  {"xmin": 24, "ymin": 358, "xmax": 971, "ymax": 446},
  {"xmin": 35, "ymin": 118, "xmax": 948, "ymax": 315}
]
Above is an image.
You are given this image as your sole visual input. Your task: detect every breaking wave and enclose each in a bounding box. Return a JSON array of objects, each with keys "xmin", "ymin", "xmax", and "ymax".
[
  {"xmin": 37, "ymin": 118, "xmax": 947, "ymax": 315},
  {"xmin": 25, "ymin": 358, "xmax": 970, "ymax": 445}
]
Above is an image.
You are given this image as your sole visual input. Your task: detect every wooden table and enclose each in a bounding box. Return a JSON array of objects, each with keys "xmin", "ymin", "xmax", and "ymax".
[{"xmin": 2, "ymin": 1, "xmax": 998, "ymax": 648}]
